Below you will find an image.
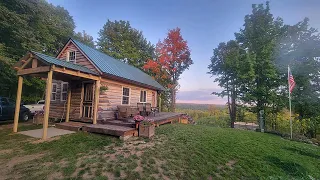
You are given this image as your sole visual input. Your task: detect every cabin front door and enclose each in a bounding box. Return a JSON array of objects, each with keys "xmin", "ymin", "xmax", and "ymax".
[{"xmin": 82, "ymin": 83, "xmax": 93, "ymax": 119}]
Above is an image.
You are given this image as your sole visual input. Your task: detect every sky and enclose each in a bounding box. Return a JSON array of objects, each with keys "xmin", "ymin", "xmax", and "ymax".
[{"xmin": 48, "ymin": 0, "xmax": 320, "ymax": 104}]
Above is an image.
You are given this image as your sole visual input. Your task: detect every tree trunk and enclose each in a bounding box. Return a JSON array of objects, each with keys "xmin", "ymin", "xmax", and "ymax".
[
  {"xmin": 230, "ymin": 89, "xmax": 236, "ymax": 128},
  {"xmin": 170, "ymin": 88, "xmax": 176, "ymax": 112},
  {"xmin": 257, "ymin": 100, "xmax": 263, "ymax": 129}
]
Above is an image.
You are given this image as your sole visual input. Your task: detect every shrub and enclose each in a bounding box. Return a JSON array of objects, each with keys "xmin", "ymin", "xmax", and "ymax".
[{"xmin": 196, "ymin": 116, "xmax": 229, "ymax": 128}]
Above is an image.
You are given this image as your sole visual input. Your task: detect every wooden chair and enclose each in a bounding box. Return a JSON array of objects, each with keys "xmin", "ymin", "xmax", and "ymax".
[
  {"xmin": 117, "ymin": 105, "xmax": 130, "ymax": 119},
  {"xmin": 137, "ymin": 103, "xmax": 144, "ymax": 115},
  {"xmin": 145, "ymin": 103, "xmax": 151, "ymax": 116},
  {"xmin": 129, "ymin": 106, "xmax": 139, "ymax": 116}
]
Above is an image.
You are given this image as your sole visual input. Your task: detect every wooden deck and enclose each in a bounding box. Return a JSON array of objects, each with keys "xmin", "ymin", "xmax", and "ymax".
[{"xmin": 55, "ymin": 112, "xmax": 185, "ymax": 140}]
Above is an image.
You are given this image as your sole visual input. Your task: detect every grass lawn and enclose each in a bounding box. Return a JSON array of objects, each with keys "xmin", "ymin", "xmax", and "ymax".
[{"xmin": 0, "ymin": 123, "xmax": 319, "ymax": 179}]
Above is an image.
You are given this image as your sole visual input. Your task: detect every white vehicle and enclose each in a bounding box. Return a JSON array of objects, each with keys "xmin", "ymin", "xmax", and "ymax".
[{"xmin": 24, "ymin": 100, "xmax": 45, "ymax": 115}]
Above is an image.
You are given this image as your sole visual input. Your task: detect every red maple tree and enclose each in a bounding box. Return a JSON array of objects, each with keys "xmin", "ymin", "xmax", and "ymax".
[{"xmin": 144, "ymin": 28, "xmax": 193, "ymax": 112}]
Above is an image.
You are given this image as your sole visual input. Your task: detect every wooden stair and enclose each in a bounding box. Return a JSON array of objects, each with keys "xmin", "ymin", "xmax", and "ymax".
[
  {"xmin": 82, "ymin": 124, "xmax": 137, "ymax": 140},
  {"xmin": 55, "ymin": 121, "xmax": 138, "ymax": 140},
  {"xmin": 97, "ymin": 120, "xmax": 135, "ymax": 128}
]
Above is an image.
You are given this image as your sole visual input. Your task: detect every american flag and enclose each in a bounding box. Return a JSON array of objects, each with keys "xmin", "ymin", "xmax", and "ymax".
[{"xmin": 288, "ymin": 67, "xmax": 295, "ymax": 93}]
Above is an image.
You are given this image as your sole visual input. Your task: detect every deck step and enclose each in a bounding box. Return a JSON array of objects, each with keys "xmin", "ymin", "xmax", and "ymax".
[
  {"xmin": 98, "ymin": 120, "xmax": 135, "ymax": 128},
  {"xmin": 55, "ymin": 122, "xmax": 85, "ymax": 131},
  {"xmin": 82, "ymin": 124, "xmax": 138, "ymax": 137}
]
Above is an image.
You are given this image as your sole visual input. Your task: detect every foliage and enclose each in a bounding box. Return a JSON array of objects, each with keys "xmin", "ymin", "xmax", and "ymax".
[
  {"xmin": 0, "ymin": 0, "xmax": 75, "ymax": 58},
  {"xmin": 0, "ymin": 0, "xmax": 75, "ymax": 102},
  {"xmin": 73, "ymin": 30, "xmax": 95, "ymax": 48},
  {"xmin": 144, "ymin": 28, "xmax": 193, "ymax": 112},
  {"xmin": 235, "ymin": 2, "xmax": 284, "ymax": 123},
  {"xmin": 97, "ymin": 19, "xmax": 155, "ymax": 68},
  {"xmin": 140, "ymin": 118, "xmax": 154, "ymax": 126},
  {"xmin": 0, "ymin": 54, "xmax": 17, "ymax": 98},
  {"xmin": 208, "ymin": 40, "xmax": 253, "ymax": 127},
  {"xmin": 196, "ymin": 116, "xmax": 229, "ymax": 128},
  {"xmin": 208, "ymin": 1, "xmax": 320, "ymax": 137},
  {"xmin": 99, "ymin": 85, "xmax": 108, "ymax": 92}
]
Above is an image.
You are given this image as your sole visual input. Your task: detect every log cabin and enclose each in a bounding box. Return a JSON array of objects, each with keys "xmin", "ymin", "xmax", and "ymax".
[{"xmin": 13, "ymin": 38, "xmax": 167, "ymax": 139}]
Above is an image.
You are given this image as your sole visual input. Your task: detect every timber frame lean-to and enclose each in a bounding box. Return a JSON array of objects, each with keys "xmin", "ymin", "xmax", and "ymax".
[{"xmin": 13, "ymin": 51, "xmax": 101, "ymax": 140}]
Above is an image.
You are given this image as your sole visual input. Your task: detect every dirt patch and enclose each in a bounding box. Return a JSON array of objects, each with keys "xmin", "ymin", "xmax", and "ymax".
[
  {"xmin": 0, "ymin": 149, "xmax": 13, "ymax": 155},
  {"xmin": 6, "ymin": 153, "xmax": 45, "ymax": 169},
  {"xmin": 102, "ymin": 172, "xmax": 114, "ymax": 180},
  {"xmin": 47, "ymin": 172, "xmax": 64, "ymax": 180},
  {"xmin": 30, "ymin": 136, "xmax": 61, "ymax": 144},
  {"xmin": 226, "ymin": 160, "xmax": 237, "ymax": 169}
]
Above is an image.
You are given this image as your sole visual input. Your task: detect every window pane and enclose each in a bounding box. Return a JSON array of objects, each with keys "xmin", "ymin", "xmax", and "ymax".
[
  {"xmin": 140, "ymin": 91, "xmax": 143, "ymax": 102},
  {"xmin": 144, "ymin": 91, "xmax": 146, "ymax": 102},
  {"xmin": 62, "ymin": 83, "xmax": 68, "ymax": 92},
  {"xmin": 51, "ymin": 93, "xmax": 56, "ymax": 101},
  {"xmin": 62, "ymin": 93, "xmax": 67, "ymax": 101},
  {"xmin": 122, "ymin": 96, "xmax": 129, "ymax": 104},
  {"xmin": 69, "ymin": 51, "xmax": 75, "ymax": 60},
  {"xmin": 123, "ymin": 87, "xmax": 129, "ymax": 96},
  {"xmin": 52, "ymin": 84, "xmax": 57, "ymax": 92}
]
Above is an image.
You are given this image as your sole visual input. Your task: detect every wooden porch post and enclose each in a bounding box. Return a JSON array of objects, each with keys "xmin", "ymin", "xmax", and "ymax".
[
  {"xmin": 93, "ymin": 80, "xmax": 100, "ymax": 124},
  {"xmin": 158, "ymin": 94, "xmax": 162, "ymax": 112},
  {"xmin": 13, "ymin": 76, "xmax": 23, "ymax": 133},
  {"xmin": 65, "ymin": 88, "xmax": 71, "ymax": 122},
  {"xmin": 42, "ymin": 70, "xmax": 53, "ymax": 140}
]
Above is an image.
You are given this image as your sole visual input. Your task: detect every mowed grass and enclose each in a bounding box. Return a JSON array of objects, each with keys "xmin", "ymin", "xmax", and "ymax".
[{"xmin": 0, "ymin": 123, "xmax": 319, "ymax": 179}]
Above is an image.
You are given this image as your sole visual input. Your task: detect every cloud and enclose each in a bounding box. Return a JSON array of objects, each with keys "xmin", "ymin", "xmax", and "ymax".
[{"xmin": 176, "ymin": 88, "xmax": 226, "ymax": 104}]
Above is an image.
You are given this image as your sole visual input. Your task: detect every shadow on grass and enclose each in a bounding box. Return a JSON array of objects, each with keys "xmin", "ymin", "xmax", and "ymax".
[
  {"xmin": 265, "ymin": 156, "xmax": 307, "ymax": 177},
  {"xmin": 283, "ymin": 147, "xmax": 320, "ymax": 160}
]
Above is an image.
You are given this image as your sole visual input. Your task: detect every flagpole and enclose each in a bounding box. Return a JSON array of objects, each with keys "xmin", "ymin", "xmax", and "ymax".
[{"xmin": 288, "ymin": 65, "xmax": 293, "ymax": 139}]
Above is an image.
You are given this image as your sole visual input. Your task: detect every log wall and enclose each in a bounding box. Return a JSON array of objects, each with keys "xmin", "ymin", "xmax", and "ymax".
[
  {"xmin": 57, "ymin": 42, "xmax": 99, "ymax": 74},
  {"xmin": 98, "ymin": 78, "xmax": 157, "ymax": 120},
  {"xmin": 49, "ymin": 80, "xmax": 82, "ymax": 120}
]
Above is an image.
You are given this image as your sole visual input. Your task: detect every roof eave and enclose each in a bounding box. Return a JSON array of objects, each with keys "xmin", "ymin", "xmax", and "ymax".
[{"xmin": 102, "ymin": 73, "xmax": 164, "ymax": 91}]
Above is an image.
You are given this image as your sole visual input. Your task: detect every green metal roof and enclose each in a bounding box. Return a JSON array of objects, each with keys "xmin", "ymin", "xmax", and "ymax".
[
  {"xmin": 70, "ymin": 39, "xmax": 165, "ymax": 91},
  {"xmin": 31, "ymin": 51, "xmax": 99, "ymax": 75}
]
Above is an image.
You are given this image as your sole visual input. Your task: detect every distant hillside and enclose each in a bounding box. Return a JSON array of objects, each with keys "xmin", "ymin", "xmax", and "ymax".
[{"xmin": 176, "ymin": 103, "xmax": 226, "ymax": 110}]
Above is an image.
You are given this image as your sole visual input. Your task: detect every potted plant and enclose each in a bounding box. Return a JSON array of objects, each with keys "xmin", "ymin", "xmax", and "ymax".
[
  {"xmin": 133, "ymin": 115, "xmax": 144, "ymax": 129},
  {"xmin": 139, "ymin": 119, "xmax": 155, "ymax": 138},
  {"xmin": 33, "ymin": 110, "xmax": 44, "ymax": 125},
  {"xmin": 100, "ymin": 85, "xmax": 108, "ymax": 94}
]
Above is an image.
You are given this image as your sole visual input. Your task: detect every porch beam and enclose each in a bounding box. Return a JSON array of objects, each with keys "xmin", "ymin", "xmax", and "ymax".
[
  {"xmin": 42, "ymin": 70, "xmax": 53, "ymax": 140},
  {"xmin": 17, "ymin": 66, "xmax": 50, "ymax": 76},
  {"xmin": 53, "ymin": 67, "xmax": 100, "ymax": 80},
  {"xmin": 93, "ymin": 80, "xmax": 100, "ymax": 124},
  {"xmin": 20, "ymin": 57, "xmax": 33, "ymax": 69},
  {"xmin": 65, "ymin": 88, "xmax": 71, "ymax": 122},
  {"xmin": 13, "ymin": 76, "xmax": 23, "ymax": 133}
]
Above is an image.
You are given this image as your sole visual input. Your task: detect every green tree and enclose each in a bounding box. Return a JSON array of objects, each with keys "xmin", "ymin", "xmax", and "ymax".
[
  {"xmin": 0, "ymin": 0, "xmax": 75, "ymax": 103},
  {"xmin": 208, "ymin": 40, "xmax": 253, "ymax": 128},
  {"xmin": 73, "ymin": 30, "xmax": 95, "ymax": 48},
  {"xmin": 235, "ymin": 2, "xmax": 284, "ymax": 126},
  {"xmin": 97, "ymin": 20, "xmax": 155, "ymax": 68},
  {"xmin": 276, "ymin": 18, "xmax": 320, "ymax": 137}
]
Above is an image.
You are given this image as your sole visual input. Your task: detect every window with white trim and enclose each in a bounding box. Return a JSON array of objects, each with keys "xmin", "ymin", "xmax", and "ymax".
[
  {"xmin": 68, "ymin": 51, "xmax": 76, "ymax": 63},
  {"xmin": 51, "ymin": 83, "xmax": 57, "ymax": 101},
  {"xmin": 122, "ymin": 87, "xmax": 130, "ymax": 105},
  {"xmin": 140, "ymin": 90, "xmax": 147, "ymax": 103},
  {"xmin": 61, "ymin": 82, "xmax": 68, "ymax": 101}
]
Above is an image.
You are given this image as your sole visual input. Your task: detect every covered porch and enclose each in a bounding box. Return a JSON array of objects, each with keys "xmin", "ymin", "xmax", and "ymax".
[{"xmin": 13, "ymin": 51, "xmax": 101, "ymax": 140}]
